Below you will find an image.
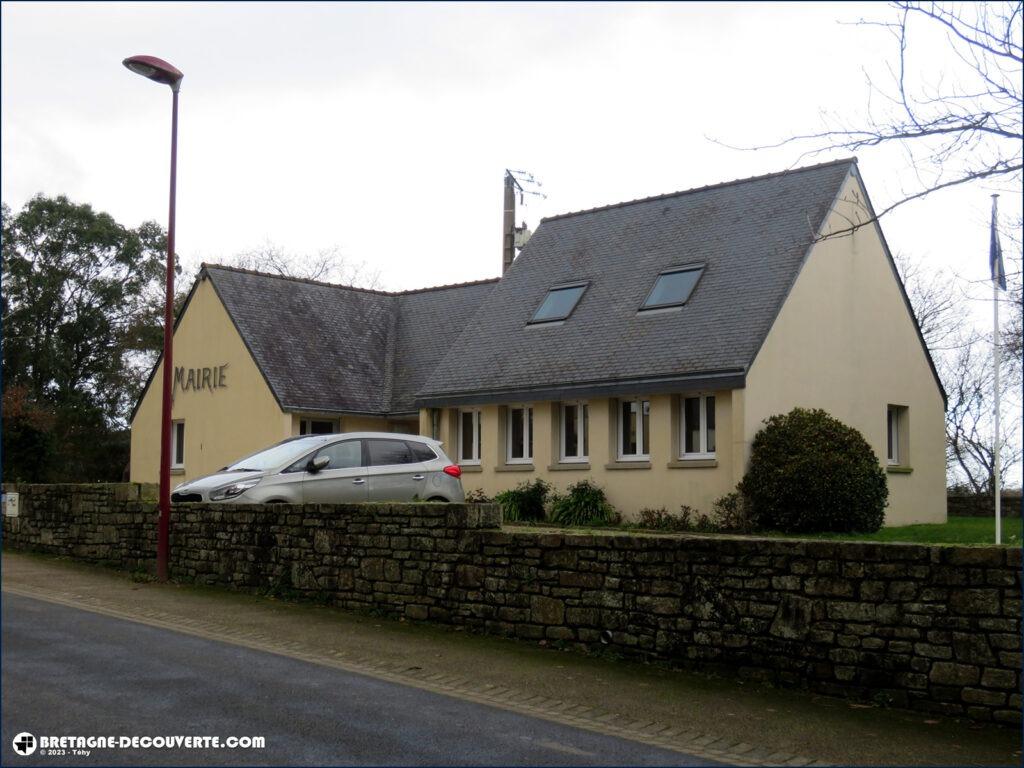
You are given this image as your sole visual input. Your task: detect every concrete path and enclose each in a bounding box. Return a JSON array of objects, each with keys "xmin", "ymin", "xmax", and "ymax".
[{"xmin": 3, "ymin": 552, "xmax": 1020, "ymax": 766}]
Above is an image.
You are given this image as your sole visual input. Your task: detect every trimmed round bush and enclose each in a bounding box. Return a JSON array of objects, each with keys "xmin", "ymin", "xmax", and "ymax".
[{"xmin": 739, "ymin": 408, "xmax": 887, "ymax": 533}]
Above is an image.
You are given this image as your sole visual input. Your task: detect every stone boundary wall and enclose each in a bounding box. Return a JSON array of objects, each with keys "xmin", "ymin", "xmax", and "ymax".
[
  {"xmin": 2, "ymin": 483, "xmax": 1020, "ymax": 725},
  {"xmin": 948, "ymin": 493, "xmax": 1023, "ymax": 519}
]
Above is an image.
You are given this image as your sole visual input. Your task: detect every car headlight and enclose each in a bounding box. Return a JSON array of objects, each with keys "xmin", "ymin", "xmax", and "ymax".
[{"xmin": 210, "ymin": 477, "xmax": 262, "ymax": 501}]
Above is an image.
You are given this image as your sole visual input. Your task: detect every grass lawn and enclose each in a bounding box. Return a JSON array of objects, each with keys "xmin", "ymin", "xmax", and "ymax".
[{"xmin": 765, "ymin": 515, "xmax": 1022, "ymax": 547}]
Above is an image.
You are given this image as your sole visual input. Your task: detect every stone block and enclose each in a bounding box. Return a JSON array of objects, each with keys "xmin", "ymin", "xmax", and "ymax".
[
  {"xmin": 530, "ymin": 595, "xmax": 565, "ymax": 625},
  {"xmin": 949, "ymin": 589, "xmax": 1001, "ymax": 616},
  {"xmin": 951, "ymin": 633, "xmax": 996, "ymax": 665},
  {"xmin": 929, "ymin": 662, "xmax": 980, "ymax": 686},
  {"xmin": 962, "ymin": 688, "xmax": 1007, "ymax": 706},
  {"xmin": 980, "ymin": 668, "xmax": 1017, "ymax": 689},
  {"xmin": 828, "ymin": 602, "xmax": 877, "ymax": 622}
]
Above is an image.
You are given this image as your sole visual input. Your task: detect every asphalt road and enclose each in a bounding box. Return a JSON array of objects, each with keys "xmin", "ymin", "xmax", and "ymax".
[{"xmin": 1, "ymin": 593, "xmax": 716, "ymax": 766}]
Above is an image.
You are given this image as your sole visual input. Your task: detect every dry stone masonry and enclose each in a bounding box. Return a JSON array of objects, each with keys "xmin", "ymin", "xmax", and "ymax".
[{"xmin": 3, "ymin": 483, "xmax": 1020, "ymax": 725}]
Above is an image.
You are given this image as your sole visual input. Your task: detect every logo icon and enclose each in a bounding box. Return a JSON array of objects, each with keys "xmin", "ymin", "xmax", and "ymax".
[{"xmin": 13, "ymin": 733, "xmax": 36, "ymax": 756}]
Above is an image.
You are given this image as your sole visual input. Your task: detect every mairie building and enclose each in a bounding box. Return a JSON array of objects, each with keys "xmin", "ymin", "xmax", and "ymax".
[{"xmin": 130, "ymin": 158, "xmax": 947, "ymax": 524}]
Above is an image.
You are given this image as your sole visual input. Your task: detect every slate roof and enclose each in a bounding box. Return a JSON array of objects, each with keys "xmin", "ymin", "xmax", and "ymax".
[
  {"xmin": 201, "ymin": 266, "xmax": 497, "ymax": 416},
  {"xmin": 416, "ymin": 158, "xmax": 857, "ymax": 406}
]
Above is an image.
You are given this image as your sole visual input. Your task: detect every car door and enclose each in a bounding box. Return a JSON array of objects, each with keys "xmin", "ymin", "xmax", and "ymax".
[
  {"xmin": 300, "ymin": 439, "xmax": 368, "ymax": 503},
  {"xmin": 364, "ymin": 438, "xmax": 426, "ymax": 502}
]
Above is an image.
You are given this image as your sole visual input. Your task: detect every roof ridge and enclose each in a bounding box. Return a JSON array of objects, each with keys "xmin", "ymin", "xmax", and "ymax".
[
  {"xmin": 202, "ymin": 263, "xmax": 500, "ymax": 296},
  {"xmin": 540, "ymin": 157, "xmax": 858, "ymax": 224}
]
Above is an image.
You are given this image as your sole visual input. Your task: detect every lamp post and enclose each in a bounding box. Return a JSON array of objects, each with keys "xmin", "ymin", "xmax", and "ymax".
[{"xmin": 123, "ymin": 54, "xmax": 183, "ymax": 582}]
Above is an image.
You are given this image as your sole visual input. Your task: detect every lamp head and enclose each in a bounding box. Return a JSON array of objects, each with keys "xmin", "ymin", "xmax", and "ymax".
[{"xmin": 123, "ymin": 55, "xmax": 183, "ymax": 90}]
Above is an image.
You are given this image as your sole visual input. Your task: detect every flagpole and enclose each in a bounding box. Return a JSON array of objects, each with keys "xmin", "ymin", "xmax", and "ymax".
[{"xmin": 991, "ymin": 194, "xmax": 1001, "ymax": 546}]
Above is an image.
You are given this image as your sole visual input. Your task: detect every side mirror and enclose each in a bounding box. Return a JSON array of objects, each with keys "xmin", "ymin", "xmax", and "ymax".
[{"xmin": 307, "ymin": 455, "xmax": 331, "ymax": 473}]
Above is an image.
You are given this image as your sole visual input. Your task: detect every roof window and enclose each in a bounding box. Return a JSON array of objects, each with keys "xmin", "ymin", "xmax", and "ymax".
[
  {"xmin": 530, "ymin": 282, "xmax": 587, "ymax": 324},
  {"xmin": 640, "ymin": 265, "xmax": 704, "ymax": 310}
]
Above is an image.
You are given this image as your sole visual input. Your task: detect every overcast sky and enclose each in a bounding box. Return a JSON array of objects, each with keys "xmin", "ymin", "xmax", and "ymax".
[{"xmin": 4, "ymin": 1, "xmax": 1019, "ymax": 294}]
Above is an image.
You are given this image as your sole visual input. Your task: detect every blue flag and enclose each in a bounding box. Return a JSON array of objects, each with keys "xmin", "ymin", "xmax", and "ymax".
[{"xmin": 991, "ymin": 196, "xmax": 1007, "ymax": 290}]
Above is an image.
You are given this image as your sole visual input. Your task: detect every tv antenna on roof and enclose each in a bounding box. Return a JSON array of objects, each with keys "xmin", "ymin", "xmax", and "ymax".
[{"xmin": 503, "ymin": 169, "xmax": 546, "ymax": 274}]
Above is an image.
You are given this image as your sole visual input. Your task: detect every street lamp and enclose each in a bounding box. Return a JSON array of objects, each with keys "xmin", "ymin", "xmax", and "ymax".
[{"xmin": 123, "ymin": 54, "xmax": 183, "ymax": 582}]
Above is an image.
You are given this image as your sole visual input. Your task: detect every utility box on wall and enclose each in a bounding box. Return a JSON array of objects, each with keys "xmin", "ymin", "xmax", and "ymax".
[{"xmin": 3, "ymin": 492, "xmax": 19, "ymax": 518}]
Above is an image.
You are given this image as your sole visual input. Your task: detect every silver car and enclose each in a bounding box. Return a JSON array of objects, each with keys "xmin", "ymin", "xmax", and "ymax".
[{"xmin": 171, "ymin": 432, "xmax": 465, "ymax": 504}]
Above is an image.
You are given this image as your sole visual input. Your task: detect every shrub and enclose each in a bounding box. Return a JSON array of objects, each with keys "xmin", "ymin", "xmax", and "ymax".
[
  {"xmin": 494, "ymin": 479, "xmax": 549, "ymax": 522},
  {"xmin": 464, "ymin": 488, "xmax": 493, "ymax": 504},
  {"xmin": 636, "ymin": 505, "xmax": 714, "ymax": 532},
  {"xmin": 711, "ymin": 491, "xmax": 753, "ymax": 533},
  {"xmin": 549, "ymin": 480, "xmax": 620, "ymax": 526},
  {"xmin": 739, "ymin": 407, "xmax": 887, "ymax": 533}
]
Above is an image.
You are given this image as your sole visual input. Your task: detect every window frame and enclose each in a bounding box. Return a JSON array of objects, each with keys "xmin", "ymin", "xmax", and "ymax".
[
  {"xmin": 680, "ymin": 394, "xmax": 716, "ymax": 459},
  {"xmin": 887, "ymin": 405, "xmax": 908, "ymax": 466},
  {"xmin": 299, "ymin": 418, "xmax": 337, "ymax": 436},
  {"xmin": 458, "ymin": 409, "xmax": 482, "ymax": 465},
  {"xmin": 618, "ymin": 398, "xmax": 650, "ymax": 461},
  {"xmin": 559, "ymin": 401, "xmax": 590, "ymax": 463},
  {"xmin": 506, "ymin": 404, "xmax": 534, "ymax": 464},
  {"xmin": 171, "ymin": 420, "xmax": 185, "ymax": 469},
  {"xmin": 528, "ymin": 281, "xmax": 589, "ymax": 325},
  {"xmin": 639, "ymin": 264, "xmax": 705, "ymax": 311}
]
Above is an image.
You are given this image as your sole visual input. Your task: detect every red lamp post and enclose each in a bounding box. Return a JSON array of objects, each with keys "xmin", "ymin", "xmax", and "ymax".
[{"xmin": 123, "ymin": 55, "xmax": 183, "ymax": 582}]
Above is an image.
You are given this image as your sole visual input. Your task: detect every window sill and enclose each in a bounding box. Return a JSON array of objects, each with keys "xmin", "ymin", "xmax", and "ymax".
[
  {"xmin": 459, "ymin": 464, "xmax": 482, "ymax": 473},
  {"xmin": 887, "ymin": 465, "xmax": 913, "ymax": 474},
  {"xmin": 548, "ymin": 462, "xmax": 591, "ymax": 471},
  {"xmin": 496, "ymin": 463, "xmax": 535, "ymax": 472},
  {"xmin": 605, "ymin": 461, "xmax": 652, "ymax": 470},
  {"xmin": 170, "ymin": 468, "xmax": 185, "ymax": 476},
  {"xmin": 667, "ymin": 458, "xmax": 718, "ymax": 469}
]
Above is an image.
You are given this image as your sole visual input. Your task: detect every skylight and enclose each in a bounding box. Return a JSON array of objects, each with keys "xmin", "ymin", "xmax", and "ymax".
[
  {"xmin": 640, "ymin": 266, "xmax": 704, "ymax": 310},
  {"xmin": 530, "ymin": 283, "xmax": 588, "ymax": 323}
]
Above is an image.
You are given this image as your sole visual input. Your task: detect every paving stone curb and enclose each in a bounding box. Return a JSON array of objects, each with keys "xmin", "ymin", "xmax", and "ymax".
[{"xmin": 3, "ymin": 583, "xmax": 819, "ymax": 767}]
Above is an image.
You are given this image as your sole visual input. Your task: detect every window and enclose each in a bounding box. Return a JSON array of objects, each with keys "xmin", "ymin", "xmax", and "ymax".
[
  {"xmin": 459, "ymin": 409, "xmax": 482, "ymax": 465},
  {"xmin": 407, "ymin": 441, "xmax": 438, "ymax": 462},
  {"xmin": 366, "ymin": 439, "xmax": 416, "ymax": 466},
  {"xmin": 300, "ymin": 419, "xmax": 336, "ymax": 435},
  {"xmin": 560, "ymin": 402, "xmax": 589, "ymax": 462},
  {"xmin": 429, "ymin": 409, "xmax": 441, "ymax": 440},
  {"xmin": 680, "ymin": 395, "xmax": 716, "ymax": 458},
  {"xmin": 618, "ymin": 399, "xmax": 650, "ymax": 460},
  {"xmin": 887, "ymin": 405, "xmax": 908, "ymax": 465},
  {"xmin": 507, "ymin": 406, "xmax": 534, "ymax": 463},
  {"xmin": 171, "ymin": 421, "xmax": 185, "ymax": 468},
  {"xmin": 640, "ymin": 265, "xmax": 704, "ymax": 310},
  {"xmin": 315, "ymin": 440, "xmax": 362, "ymax": 470},
  {"xmin": 530, "ymin": 283, "xmax": 587, "ymax": 323}
]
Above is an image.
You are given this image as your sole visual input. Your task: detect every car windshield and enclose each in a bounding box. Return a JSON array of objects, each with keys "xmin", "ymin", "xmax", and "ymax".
[{"xmin": 226, "ymin": 437, "xmax": 326, "ymax": 472}]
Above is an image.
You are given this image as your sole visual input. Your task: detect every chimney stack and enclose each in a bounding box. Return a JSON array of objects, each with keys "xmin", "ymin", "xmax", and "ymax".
[{"xmin": 502, "ymin": 170, "xmax": 516, "ymax": 275}]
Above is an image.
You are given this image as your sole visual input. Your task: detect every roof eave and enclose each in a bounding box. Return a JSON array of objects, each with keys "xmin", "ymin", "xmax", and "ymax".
[{"xmin": 415, "ymin": 369, "xmax": 746, "ymax": 409}]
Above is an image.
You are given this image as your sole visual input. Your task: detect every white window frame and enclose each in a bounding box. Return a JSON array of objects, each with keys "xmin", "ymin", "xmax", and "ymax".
[
  {"xmin": 458, "ymin": 409, "xmax": 482, "ymax": 465},
  {"xmin": 506, "ymin": 405, "xmax": 534, "ymax": 464},
  {"xmin": 618, "ymin": 398, "xmax": 650, "ymax": 461},
  {"xmin": 171, "ymin": 420, "xmax": 185, "ymax": 469},
  {"xmin": 560, "ymin": 401, "xmax": 589, "ymax": 463},
  {"xmin": 680, "ymin": 394, "xmax": 716, "ymax": 459},
  {"xmin": 887, "ymin": 405, "xmax": 901, "ymax": 465}
]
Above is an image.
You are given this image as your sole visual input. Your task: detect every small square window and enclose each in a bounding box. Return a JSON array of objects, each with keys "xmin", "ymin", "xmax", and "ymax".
[
  {"xmin": 530, "ymin": 283, "xmax": 587, "ymax": 323},
  {"xmin": 641, "ymin": 266, "xmax": 703, "ymax": 310},
  {"xmin": 300, "ymin": 419, "xmax": 336, "ymax": 435}
]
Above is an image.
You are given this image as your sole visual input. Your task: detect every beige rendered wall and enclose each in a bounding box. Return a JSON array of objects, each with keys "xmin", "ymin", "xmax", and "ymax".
[
  {"xmin": 744, "ymin": 172, "xmax": 947, "ymax": 525},
  {"xmin": 130, "ymin": 277, "xmax": 291, "ymax": 484},
  {"xmin": 421, "ymin": 392, "xmax": 739, "ymax": 519}
]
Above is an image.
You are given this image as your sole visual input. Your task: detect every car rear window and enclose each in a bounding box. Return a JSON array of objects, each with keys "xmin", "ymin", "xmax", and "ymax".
[
  {"xmin": 407, "ymin": 441, "xmax": 437, "ymax": 462},
  {"xmin": 366, "ymin": 439, "xmax": 416, "ymax": 466}
]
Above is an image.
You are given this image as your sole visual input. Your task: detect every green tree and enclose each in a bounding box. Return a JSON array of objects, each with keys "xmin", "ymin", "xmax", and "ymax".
[{"xmin": 1, "ymin": 195, "xmax": 167, "ymax": 481}]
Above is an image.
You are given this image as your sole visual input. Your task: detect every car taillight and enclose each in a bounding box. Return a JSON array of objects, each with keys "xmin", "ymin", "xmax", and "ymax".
[{"xmin": 443, "ymin": 465, "xmax": 462, "ymax": 478}]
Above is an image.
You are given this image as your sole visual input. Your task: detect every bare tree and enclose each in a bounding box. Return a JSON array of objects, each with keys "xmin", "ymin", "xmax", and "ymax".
[
  {"xmin": 231, "ymin": 242, "xmax": 382, "ymax": 289},
  {"xmin": 943, "ymin": 336, "xmax": 1023, "ymax": 492},
  {"xmin": 724, "ymin": 2, "xmax": 1022, "ymax": 235},
  {"xmin": 894, "ymin": 251, "xmax": 969, "ymax": 352}
]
